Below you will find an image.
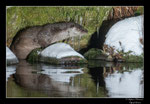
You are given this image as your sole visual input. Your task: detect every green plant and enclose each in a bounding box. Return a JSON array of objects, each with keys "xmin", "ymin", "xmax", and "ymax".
[
  {"xmin": 122, "ymin": 53, "xmax": 144, "ymax": 63},
  {"xmin": 27, "ymin": 48, "xmax": 42, "ymax": 62},
  {"xmin": 84, "ymin": 48, "xmax": 104, "ymax": 59}
]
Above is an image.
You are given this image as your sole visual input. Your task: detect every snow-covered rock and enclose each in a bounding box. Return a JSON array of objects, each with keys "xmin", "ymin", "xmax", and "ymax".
[
  {"xmin": 41, "ymin": 43, "xmax": 84, "ymax": 59},
  {"xmin": 39, "ymin": 43, "xmax": 87, "ymax": 64},
  {"xmin": 6, "ymin": 47, "xmax": 19, "ymax": 65},
  {"xmin": 104, "ymin": 15, "xmax": 144, "ymax": 55}
]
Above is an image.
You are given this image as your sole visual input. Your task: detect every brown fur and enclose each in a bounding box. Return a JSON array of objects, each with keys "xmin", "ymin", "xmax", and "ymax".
[{"xmin": 10, "ymin": 22, "xmax": 88, "ymax": 59}]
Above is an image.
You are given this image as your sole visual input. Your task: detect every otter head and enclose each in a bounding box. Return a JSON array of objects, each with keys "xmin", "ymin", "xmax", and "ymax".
[{"xmin": 67, "ymin": 22, "xmax": 88, "ymax": 37}]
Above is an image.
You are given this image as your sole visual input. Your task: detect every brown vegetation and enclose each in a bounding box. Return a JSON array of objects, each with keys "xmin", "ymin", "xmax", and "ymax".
[{"xmin": 107, "ymin": 6, "xmax": 138, "ymax": 20}]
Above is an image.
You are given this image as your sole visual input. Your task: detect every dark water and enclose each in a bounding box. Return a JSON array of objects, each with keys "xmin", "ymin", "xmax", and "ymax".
[{"xmin": 6, "ymin": 60, "xmax": 144, "ymax": 98}]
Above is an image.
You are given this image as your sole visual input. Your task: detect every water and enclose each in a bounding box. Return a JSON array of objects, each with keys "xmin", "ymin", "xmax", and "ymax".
[{"xmin": 6, "ymin": 60, "xmax": 144, "ymax": 98}]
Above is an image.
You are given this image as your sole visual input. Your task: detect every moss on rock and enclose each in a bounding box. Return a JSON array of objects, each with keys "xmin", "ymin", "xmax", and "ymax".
[
  {"xmin": 60, "ymin": 56, "xmax": 88, "ymax": 64},
  {"xmin": 39, "ymin": 57, "xmax": 60, "ymax": 65},
  {"xmin": 27, "ymin": 48, "xmax": 87, "ymax": 65},
  {"xmin": 27, "ymin": 48, "xmax": 43, "ymax": 62},
  {"xmin": 84, "ymin": 47, "xmax": 144, "ymax": 63},
  {"xmin": 122, "ymin": 53, "xmax": 144, "ymax": 63},
  {"xmin": 84, "ymin": 48, "xmax": 108, "ymax": 60},
  {"xmin": 39, "ymin": 56, "xmax": 88, "ymax": 65}
]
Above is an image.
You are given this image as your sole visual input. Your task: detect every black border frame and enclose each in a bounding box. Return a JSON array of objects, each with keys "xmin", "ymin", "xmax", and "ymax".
[{"xmin": 1, "ymin": 0, "xmax": 145, "ymax": 104}]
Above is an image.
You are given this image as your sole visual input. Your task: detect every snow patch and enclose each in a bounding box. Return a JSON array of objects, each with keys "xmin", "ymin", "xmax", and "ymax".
[
  {"xmin": 41, "ymin": 43, "xmax": 84, "ymax": 59},
  {"xmin": 6, "ymin": 47, "xmax": 19, "ymax": 64},
  {"xmin": 104, "ymin": 15, "xmax": 144, "ymax": 55}
]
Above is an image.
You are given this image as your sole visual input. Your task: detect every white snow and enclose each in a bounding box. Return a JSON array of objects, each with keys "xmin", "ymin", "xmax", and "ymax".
[
  {"xmin": 105, "ymin": 69, "xmax": 144, "ymax": 98},
  {"xmin": 40, "ymin": 65, "xmax": 83, "ymax": 83},
  {"xmin": 104, "ymin": 15, "xmax": 144, "ymax": 55},
  {"xmin": 6, "ymin": 47, "xmax": 19, "ymax": 64},
  {"xmin": 41, "ymin": 43, "xmax": 84, "ymax": 59}
]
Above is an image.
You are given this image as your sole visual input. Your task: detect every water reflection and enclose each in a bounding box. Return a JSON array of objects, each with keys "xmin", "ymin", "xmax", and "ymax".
[
  {"xmin": 40, "ymin": 64, "xmax": 84, "ymax": 83},
  {"xmin": 104, "ymin": 68, "xmax": 144, "ymax": 98},
  {"xmin": 10, "ymin": 60, "xmax": 85, "ymax": 97},
  {"xmin": 6, "ymin": 65, "xmax": 17, "ymax": 81},
  {"xmin": 6, "ymin": 60, "xmax": 144, "ymax": 98},
  {"xmin": 88, "ymin": 67, "xmax": 108, "ymax": 95}
]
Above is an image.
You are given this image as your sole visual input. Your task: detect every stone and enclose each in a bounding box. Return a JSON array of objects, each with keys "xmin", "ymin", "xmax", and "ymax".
[
  {"xmin": 28, "ymin": 43, "xmax": 87, "ymax": 65},
  {"xmin": 6, "ymin": 47, "xmax": 19, "ymax": 65}
]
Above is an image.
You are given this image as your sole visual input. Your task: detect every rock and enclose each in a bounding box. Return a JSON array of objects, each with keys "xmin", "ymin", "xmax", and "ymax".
[
  {"xmin": 10, "ymin": 22, "xmax": 88, "ymax": 60},
  {"xmin": 84, "ymin": 48, "xmax": 103, "ymax": 59},
  {"xmin": 104, "ymin": 15, "xmax": 144, "ymax": 56},
  {"xmin": 28, "ymin": 43, "xmax": 87, "ymax": 64},
  {"xmin": 6, "ymin": 47, "xmax": 19, "ymax": 65},
  {"xmin": 27, "ymin": 48, "xmax": 43, "ymax": 62},
  {"xmin": 83, "ymin": 48, "xmax": 113, "ymax": 61},
  {"xmin": 103, "ymin": 15, "xmax": 144, "ymax": 62},
  {"xmin": 81, "ymin": 7, "xmax": 141, "ymax": 55}
]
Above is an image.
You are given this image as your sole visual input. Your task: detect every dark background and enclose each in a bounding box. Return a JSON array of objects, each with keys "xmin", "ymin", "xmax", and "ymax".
[{"xmin": 0, "ymin": 0, "xmax": 145, "ymax": 104}]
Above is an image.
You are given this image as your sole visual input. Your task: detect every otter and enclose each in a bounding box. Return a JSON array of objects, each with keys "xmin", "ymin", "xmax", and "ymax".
[{"xmin": 10, "ymin": 22, "xmax": 88, "ymax": 60}]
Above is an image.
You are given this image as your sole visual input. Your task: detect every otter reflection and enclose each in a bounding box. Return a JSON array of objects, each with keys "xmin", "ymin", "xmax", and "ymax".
[{"xmin": 14, "ymin": 60, "xmax": 85, "ymax": 97}]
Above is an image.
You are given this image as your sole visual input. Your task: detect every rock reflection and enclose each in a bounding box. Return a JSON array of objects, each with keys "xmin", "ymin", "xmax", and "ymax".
[
  {"xmin": 14, "ymin": 60, "xmax": 85, "ymax": 97},
  {"xmin": 104, "ymin": 66, "xmax": 144, "ymax": 98},
  {"xmin": 6, "ymin": 65, "xmax": 17, "ymax": 81},
  {"xmin": 7, "ymin": 60, "xmax": 144, "ymax": 98},
  {"xmin": 40, "ymin": 64, "xmax": 84, "ymax": 83}
]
